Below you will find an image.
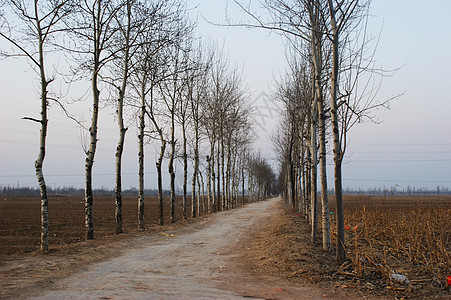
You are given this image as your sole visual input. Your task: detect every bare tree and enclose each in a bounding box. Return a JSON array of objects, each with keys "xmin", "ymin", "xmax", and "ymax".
[
  {"xmin": 107, "ymin": 0, "xmax": 142, "ymax": 234},
  {"xmin": 203, "ymin": 116, "xmax": 217, "ymax": 213},
  {"xmin": 65, "ymin": 0, "xmax": 124, "ymax": 239},
  {"xmin": 327, "ymin": 0, "xmax": 346, "ymax": 263},
  {"xmin": 186, "ymin": 44, "xmax": 212, "ymax": 217},
  {"xmin": 326, "ymin": 0, "xmax": 394, "ymax": 263},
  {"xmin": 0, "ymin": 0, "xmax": 71, "ymax": 251},
  {"xmin": 175, "ymin": 40, "xmax": 196, "ymax": 220},
  {"xmin": 130, "ymin": 0, "xmax": 187, "ymax": 226},
  {"xmin": 131, "ymin": 0, "xmax": 175, "ymax": 229},
  {"xmin": 159, "ymin": 34, "xmax": 192, "ymax": 223}
]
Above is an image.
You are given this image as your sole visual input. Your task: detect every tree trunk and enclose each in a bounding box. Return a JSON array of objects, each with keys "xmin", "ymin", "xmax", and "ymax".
[
  {"xmin": 36, "ymin": 124, "xmax": 49, "ymax": 252},
  {"xmin": 289, "ymin": 154, "xmax": 296, "ymax": 208},
  {"xmin": 182, "ymin": 122, "xmax": 188, "ymax": 220},
  {"xmin": 318, "ymin": 95, "xmax": 330, "ymax": 250},
  {"xmin": 211, "ymin": 146, "xmax": 216, "ymax": 213},
  {"xmin": 169, "ymin": 122, "xmax": 176, "ymax": 223},
  {"xmin": 241, "ymin": 155, "xmax": 245, "ymax": 206},
  {"xmin": 197, "ymin": 169, "xmax": 203, "ymax": 214},
  {"xmin": 84, "ymin": 1, "xmax": 104, "ymax": 241},
  {"xmin": 115, "ymin": 3, "xmax": 132, "ymax": 235},
  {"xmin": 248, "ymin": 164, "xmax": 253, "ymax": 203},
  {"xmin": 221, "ymin": 138, "xmax": 225, "ymax": 210},
  {"xmin": 216, "ymin": 140, "xmax": 221, "ymax": 211},
  {"xmin": 328, "ymin": 0, "xmax": 346, "ymax": 263},
  {"xmin": 197, "ymin": 174, "xmax": 202, "ymax": 215},
  {"xmin": 309, "ymin": 0, "xmax": 323, "ymax": 246},
  {"xmin": 299, "ymin": 144, "xmax": 305, "ymax": 214},
  {"xmin": 304, "ymin": 146, "xmax": 310, "ymax": 220},
  {"xmin": 115, "ymin": 89, "xmax": 128, "ymax": 234},
  {"xmin": 334, "ymin": 158, "xmax": 345, "ymax": 262},
  {"xmin": 115, "ymin": 124, "xmax": 126, "ymax": 234},
  {"xmin": 157, "ymin": 140, "xmax": 166, "ymax": 226},
  {"xmin": 310, "ymin": 117, "xmax": 318, "ymax": 245},
  {"xmin": 191, "ymin": 111, "xmax": 200, "ymax": 218},
  {"xmin": 230, "ymin": 150, "xmax": 237, "ymax": 208},
  {"xmin": 138, "ymin": 99, "xmax": 145, "ymax": 230},
  {"xmin": 192, "ymin": 124, "xmax": 199, "ymax": 217},
  {"xmin": 225, "ymin": 141, "xmax": 232, "ymax": 209},
  {"xmin": 35, "ymin": 22, "xmax": 49, "ymax": 251},
  {"xmin": 36, "ymin": 86, "xmax": 49, "ymax": 251},
  {"xmin": 85, "ymin": 72, "xmax": 99, "ymax": 240},
  {"xmin": 206, "ymin": 155, "xmax": 212, "ymax": 213}
]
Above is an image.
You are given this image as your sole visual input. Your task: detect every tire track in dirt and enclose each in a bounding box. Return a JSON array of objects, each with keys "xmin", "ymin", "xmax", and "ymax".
[{"xmin": 15, "ymin": 197, "xmax": 329, "ymax": 299}]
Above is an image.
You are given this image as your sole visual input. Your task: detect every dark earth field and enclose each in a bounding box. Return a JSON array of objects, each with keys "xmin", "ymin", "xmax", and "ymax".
[{"xmin": 0, "ymin": 195, "xmax": 197, "ymax": 255}]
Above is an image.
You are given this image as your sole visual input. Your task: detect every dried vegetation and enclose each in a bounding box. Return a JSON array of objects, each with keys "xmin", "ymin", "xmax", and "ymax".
[
  {"xmin": 242, "ymin": 195, "xmax": 450, "ymax": 299},
  {"xmin": 335, "ymin": 195, "xmax": 450, "ymax": 297}
]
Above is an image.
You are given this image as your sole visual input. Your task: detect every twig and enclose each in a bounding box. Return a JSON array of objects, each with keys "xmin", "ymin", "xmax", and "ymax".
[{"xmin": 22, "ymin": 117, "xmax": 42, "ymax": 123}]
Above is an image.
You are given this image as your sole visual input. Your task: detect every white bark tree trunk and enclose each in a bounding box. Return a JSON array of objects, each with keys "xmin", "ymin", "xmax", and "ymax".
[
  {"xmin": 114, "ymin": 1, "xmax": 133, "ymax": 235},
  {"xmin": 328, "ymin": 0, "xmax": 346, "ymax": 263},
  {"xmin": 318, "ymin": 97, "xmax": 330, "ymax": 250},
  {"xmin": 85, "ymin": 68, "xmax": 99, "ymax": 240},
  {"xmin": 35, "ymin": 5, "xmax": 50, "ymax": 251},
  {"xmin": 309, "ymin": 113, "xmax": 318, "ymax": 245}
]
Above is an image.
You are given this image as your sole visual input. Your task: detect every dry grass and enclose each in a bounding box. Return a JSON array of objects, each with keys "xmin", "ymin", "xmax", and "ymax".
[
  {"xmin": 232, "ymin": 195, "xmax": 451, "ymax": 299},
  {"xmin": 332, "ymin": 195, "xmax": 450, "ymax": 293}
]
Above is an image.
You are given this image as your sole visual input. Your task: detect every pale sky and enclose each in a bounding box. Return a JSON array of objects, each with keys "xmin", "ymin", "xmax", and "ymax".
[{"xmin": 0, "ymin": 0, "xmax": 450, "ymax": 191}]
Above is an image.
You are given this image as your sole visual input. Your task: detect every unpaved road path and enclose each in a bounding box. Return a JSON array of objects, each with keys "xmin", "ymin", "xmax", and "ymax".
[{"xmin": 14, "ymin": 198, "xmax": 329, "ymax": 300}]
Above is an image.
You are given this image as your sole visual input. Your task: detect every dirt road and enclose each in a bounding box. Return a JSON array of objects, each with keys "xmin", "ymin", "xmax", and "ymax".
[{"xmin": 12, "ymin": 197, "xmax": 328, "ymax": 300}]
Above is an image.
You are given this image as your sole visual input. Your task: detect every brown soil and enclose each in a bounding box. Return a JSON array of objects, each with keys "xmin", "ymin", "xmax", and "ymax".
[
  {"xmin": 0, "ymin": 195, "xmax": 210, "ymax": 298},
  {"xmin": 0, "ymin": 195, "xmax": 201, "ymax": 255}
]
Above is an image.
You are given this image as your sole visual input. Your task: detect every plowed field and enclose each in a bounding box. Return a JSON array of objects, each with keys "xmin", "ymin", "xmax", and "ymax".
[{"xmin": 0, "ymin": 195, "xmax": 210, "ymax": 255}]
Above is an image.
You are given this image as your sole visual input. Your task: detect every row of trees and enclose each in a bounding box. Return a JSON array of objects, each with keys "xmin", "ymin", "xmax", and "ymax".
[
  {"xmin": 233, "ymin": 0, "xmax": 392, "ymax": 263},
  {"xmin": 0, "ymin": 0, "xmax": 276, "ymax": 251}
]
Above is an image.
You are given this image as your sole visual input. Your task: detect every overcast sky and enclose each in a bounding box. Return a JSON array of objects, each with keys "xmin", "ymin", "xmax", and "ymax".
[{"xmin": 0, "ymin": 0, "xmax": 450, "ymax": 191}]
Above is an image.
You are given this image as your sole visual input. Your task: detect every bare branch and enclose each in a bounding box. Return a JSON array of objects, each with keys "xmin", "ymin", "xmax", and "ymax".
[
  {"xmin": 50, "ymin": 97, "xmax": 89, "ymax": 131},
  {"xmin": 21, "ymin": 116, "xmax": 42, "ymax": 123}
]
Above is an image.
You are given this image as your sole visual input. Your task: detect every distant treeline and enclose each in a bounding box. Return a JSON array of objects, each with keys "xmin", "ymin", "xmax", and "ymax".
[
  {"xmin": 3, "ymin": 185, "xmax": 450, "ymax": 196},
  {"xmin": 0, "ymin": 186, "xmax": 171, "ymax": 197},
  {"xmin": 334, "ymin": 186, "xmax": 451, "ymax": 196}
]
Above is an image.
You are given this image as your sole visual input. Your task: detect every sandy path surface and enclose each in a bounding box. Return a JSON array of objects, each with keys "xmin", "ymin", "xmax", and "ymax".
[{"xmin": 15, "ymin": 198, "xmax": 327, "ymax": 300}]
